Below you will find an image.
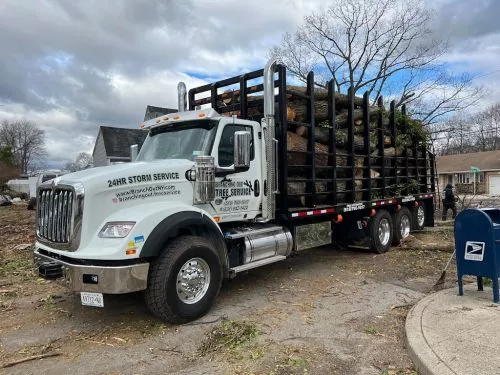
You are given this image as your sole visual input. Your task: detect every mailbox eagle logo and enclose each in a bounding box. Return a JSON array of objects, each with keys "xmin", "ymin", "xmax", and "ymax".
[{"xmin": 464, "ymin": 241, "xmax": 485, "ymax": 261}]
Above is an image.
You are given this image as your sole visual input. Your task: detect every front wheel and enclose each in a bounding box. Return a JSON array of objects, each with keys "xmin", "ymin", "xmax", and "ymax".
[
  {"xmin": 144, "ymin": 235, "xmax": 223, "ymax": 323},
  {"xmin": 369, "ymin": 209, "xmax": 393, "ymax": 253}
]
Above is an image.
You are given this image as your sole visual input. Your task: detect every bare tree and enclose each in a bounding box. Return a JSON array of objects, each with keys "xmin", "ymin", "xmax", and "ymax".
[
  {"xmin": 438, "ymin": 103, "xmax": 500, "ymax": 155},
  {"xmin": 0, "ymin": 120, "xmax": 46, "ymax": 173},
  {"xmin": 270, "ymin": 0, "xmax": 481, "ymax": 125},
  {"xmin": 65, "ymin": 152, "xmax": 93, "ymax": 172}
]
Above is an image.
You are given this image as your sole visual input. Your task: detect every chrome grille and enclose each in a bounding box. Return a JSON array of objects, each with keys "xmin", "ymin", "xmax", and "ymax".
[{"xmin": 37, "ymin": 188, "xmax": 74, "ymax": 243}]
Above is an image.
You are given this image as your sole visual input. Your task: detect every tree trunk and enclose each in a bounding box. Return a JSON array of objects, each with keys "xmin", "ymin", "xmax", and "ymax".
[
  {"xmin": 294, "ymin": 127, "xmax": 376, "ymax": 152},
  {"xmin": 287, "ymin": 131, "xmax": 368, "ymax": 167},
  {"xmin": 286, "ymin": 85, "xmax": 364, "ymax": 108}
]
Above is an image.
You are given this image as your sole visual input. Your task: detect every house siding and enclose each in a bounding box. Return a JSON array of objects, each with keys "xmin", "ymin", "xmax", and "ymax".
[{"xmin": 92, "ymin": 131, "xmax": 108, "ymax": 167}]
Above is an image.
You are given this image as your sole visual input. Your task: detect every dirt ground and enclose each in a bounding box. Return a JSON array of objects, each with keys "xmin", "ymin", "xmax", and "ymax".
[{"xmin": 0, "ymin": 204, "xmax": 459, "ymax": 375}]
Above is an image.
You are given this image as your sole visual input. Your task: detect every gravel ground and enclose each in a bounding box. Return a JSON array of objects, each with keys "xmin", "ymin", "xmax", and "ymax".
[{"xmin": 0, "ymin": 204, "xmax": 458, "ymax": 375}]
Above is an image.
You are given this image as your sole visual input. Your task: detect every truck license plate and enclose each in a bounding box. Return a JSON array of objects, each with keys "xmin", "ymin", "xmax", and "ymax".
[{"xmin": 80, "ymin": 292, "xmax": 104, "ymax": 307}]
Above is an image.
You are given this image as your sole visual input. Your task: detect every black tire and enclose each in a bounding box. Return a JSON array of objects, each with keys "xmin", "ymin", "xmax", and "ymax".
[
  {"xmin": 392, "ymin": 207, "xmax": 412, "ymax": 245},
  {"xmin": 144, "ymin": 235, "xmax": 223, "ymax": 323},
  {"xmin": 369, "ymin": 209, "xmax": 393, "ymax": 253},
  {"xmin": 27, "ymin": 197, "xmax": 36, "ymax": 210},
  {"xmin": 412, "ymin": 202, "xmax": 425, "ymax": 231}
]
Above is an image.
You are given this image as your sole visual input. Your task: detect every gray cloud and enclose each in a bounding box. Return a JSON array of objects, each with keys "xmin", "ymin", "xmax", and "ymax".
[{"xmin": 0, "ymin": 0, "xmax": 499, "ymax": 167}]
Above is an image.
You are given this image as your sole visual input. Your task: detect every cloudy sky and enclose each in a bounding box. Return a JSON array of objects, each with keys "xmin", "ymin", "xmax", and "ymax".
[{"xmin": 0, "ymin": 0, "xmax": 499, "ymax": 169}]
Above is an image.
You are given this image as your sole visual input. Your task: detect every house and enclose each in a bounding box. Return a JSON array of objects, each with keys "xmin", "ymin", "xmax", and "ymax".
[
  {"xmin": 436, "ymin": 150, "xmax": 500, "ymax": 195},
  {"xmin": 143, "ymin": 105, "xmax": 177, "ymax": 121},
  {"xmin": 92, "ymin": 126, "xmax": 148, "ymax": 167}
]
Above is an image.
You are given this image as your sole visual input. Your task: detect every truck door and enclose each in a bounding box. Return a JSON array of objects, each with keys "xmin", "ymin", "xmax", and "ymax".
[{"xmin": 212, "ymin": 119, "xmax": 261, "ymax": 221}]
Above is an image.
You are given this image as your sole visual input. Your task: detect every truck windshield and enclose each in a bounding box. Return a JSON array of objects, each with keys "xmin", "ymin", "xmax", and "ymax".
[{"xmin": 136, "ymin": 120, "xmax": 218, "ymax": 161}]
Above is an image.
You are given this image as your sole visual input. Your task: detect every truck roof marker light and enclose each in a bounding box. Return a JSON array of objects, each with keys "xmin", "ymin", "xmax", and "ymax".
[
  {"xmin": 213, "ymin": 216, "xmax": 221, "ymax": 223},
  {"xmin": 333, "ymin": 214, "xmax": 343, "ymax": 223},
  {"xmin": 126, "ymin": 248, "xmax": 136, "ymax": 255},
  {"xmin": 140, "ymin": 124, "xmax": 146, "ymax": 128},
  {"xmin": 370, "ymin": 209, "xmax": 377, "ymax": 217},
  {"xmin": 173, "ymin": 115, "xmax": 180, "ymax": 120},
  {"xmin": 198, "ymin": 113, "xmax": 206, "ymax": 118},
  {"xmin": 155, "ymin": 119, "xmax": 161, "ymax": 123},
  {"xmin": 163, "ymin": 116, "xmax": 169, "ymax": 120}
]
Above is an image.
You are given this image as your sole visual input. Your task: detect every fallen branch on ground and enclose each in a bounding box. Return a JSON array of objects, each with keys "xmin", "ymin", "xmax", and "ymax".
[{"xmin": 2, "ymin": 353, "xmax": 61, "ymax": 368}]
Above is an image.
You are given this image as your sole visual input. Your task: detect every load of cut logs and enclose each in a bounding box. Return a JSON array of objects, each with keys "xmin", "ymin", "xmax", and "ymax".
[{"xmin": 216, "ymin": 85, "xmax": 428, "ymax": 206}]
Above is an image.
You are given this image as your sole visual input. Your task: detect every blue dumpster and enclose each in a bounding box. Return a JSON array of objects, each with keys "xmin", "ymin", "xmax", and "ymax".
[{"xmin": 455, "ymin": 208, "xmax": 500, "ymax": 303}]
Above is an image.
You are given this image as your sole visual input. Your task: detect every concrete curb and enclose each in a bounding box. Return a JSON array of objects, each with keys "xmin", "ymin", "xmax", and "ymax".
[{"xmin": 405, "ymin": 291, "xmax": 456, "ymax": 375}]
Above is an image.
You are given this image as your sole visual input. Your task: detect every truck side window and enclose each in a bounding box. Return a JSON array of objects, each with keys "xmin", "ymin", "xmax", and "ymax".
[{"xmin": 218, "ymin": 125, "xmax": 254, "ymax": 167}]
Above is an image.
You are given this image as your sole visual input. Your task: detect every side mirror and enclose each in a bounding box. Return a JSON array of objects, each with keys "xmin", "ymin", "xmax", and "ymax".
[
  {"xmin": 234, "ymin": 131, "xmax": 251, "ymax": 169},
  {"xmin": 130, "ymin": 144, "xmax": 138, "ymax": 162}
]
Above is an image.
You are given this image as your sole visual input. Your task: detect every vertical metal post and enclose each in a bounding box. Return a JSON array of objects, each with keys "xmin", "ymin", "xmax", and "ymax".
[
  {"xmin": 278, "ymin": 65, "xmax": 288, "ymax": 216},
  {"xmin": 188, "ymin": 89, "xmax": 195, "ymax": 110},
  {"xmin": 347, "ymin": 87, "xmax": 355, "ymax": 202},
  {"xmin": 413, "ymin": 134, "xmax": 420, "ymax": 193},
  {"xmin": 239, "ymin": 74, "xmax": 248, "ymax": 119},
  {"xmin": 423, "ymin": 144, "xmax": 428, "ymax": 192},
  {"xmin": 211, "ymin": 84, "xmax": 219, "ymax": 112},
  {"xmin": 306, "ymin": 71, "xmax": 316, "ymax": 207},
  {"xmin": 328, "ymin": 79, "xmax": 337, "ymax": 205},
  {"xmin": 377, "ymin": 96, "xmax": 386, "ymax": 198},
  {"xmin": 402, "ymin": 105, "xmax": 409, "ymax": 195},
  {"xmin": 363, "ymin": 91, "xmax": 371, "ymax": 201},
  {"xmin": 430, "ymin": 152, "xmax": 436, "ymax": 193},
  {"xmin": 390, "ymin": 100, "xmax": 397, "ymax": 194}
]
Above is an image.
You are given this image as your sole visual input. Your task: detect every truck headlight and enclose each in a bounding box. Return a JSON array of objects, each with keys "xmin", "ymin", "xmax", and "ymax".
[{"xmin": 98, "ymin": 222, "xmax": 136, "ymax": 238}]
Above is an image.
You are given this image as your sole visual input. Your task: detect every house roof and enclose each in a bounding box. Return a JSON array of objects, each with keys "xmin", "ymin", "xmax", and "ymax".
[
  {"xmin": 144, "ymin": 105, "xmax": 177, "ymax": 122},
  {"xmin": 98, "ymin": 126, "xmax": 148, "ymax": 158},
  {"xmin": 437, "ymin": 150, "xmax": 500, "ymax": 173}
]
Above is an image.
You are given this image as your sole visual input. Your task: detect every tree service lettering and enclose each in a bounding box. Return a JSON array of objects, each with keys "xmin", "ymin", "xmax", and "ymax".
[{"xmin": 107, "ymin": 172, "xmax": 179, "ymax": 188}]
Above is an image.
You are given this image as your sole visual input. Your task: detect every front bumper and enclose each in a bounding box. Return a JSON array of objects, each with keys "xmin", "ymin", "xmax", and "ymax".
[{"xmin": 34, "ymin": 249, "xmax": 150, "ymax": 294}]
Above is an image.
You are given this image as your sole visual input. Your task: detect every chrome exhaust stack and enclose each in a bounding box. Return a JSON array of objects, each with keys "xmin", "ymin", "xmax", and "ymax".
[
  {"xmin": 177, "ymin": 82, "xmax": 187, "ymax": 112},
  {"xmin": 260, "ymin": 58, "xmax": 278, "ymax": 222}
]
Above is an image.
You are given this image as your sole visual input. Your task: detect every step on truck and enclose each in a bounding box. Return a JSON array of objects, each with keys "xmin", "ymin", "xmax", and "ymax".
[{"xmin": 35, "ymin": 59, "xmax": 435, "ymax": 323}]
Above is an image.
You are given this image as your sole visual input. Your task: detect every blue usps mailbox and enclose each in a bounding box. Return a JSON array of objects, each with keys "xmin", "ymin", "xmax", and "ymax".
[{"xmin": 455, "ymin": 208, "xmax": 500, "ymax": 303}]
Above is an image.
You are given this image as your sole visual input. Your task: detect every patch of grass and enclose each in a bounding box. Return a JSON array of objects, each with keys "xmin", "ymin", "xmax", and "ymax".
[
  {"xmin": 249, "ymin": 347, "xmax": 263, "ymax": 360},
  {"xmin": 0, "ymin": 258, "xmax": 32, "ymax": 278},
  {"xmin": 40, "ymin": 294, "xmax": 57, "ymax": 309},
  {"xmin": 364, "ymin": 325, "xmax": 378, "ymax": 335},
  {"xmin": 198, "ymin": 319, "xmax": 259, "ymax": 355},
  {"xmin": 267, "ymin": 356, "xmax": 309, "ymax": 375},
  {"xmin": 380, "ymin": 368, "xmax": 417, "ymax": 375},
  {"xmin": 0, "ymin": 290, "xmax": 17, "ymax": 298}
]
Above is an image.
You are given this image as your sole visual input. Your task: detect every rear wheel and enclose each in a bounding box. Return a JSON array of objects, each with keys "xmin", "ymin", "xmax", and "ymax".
[
  {"xmin": 413, "ymin": 202, "xmax": 425, "ymax": 231},
  {"xmin": 392, "ymin": 207, "xmax": 412, "ymax": 245},
  {"xmin": 144, "ymin": 235, "xmax": 223, "ymax": 323},
  {"xmin": 369, "ymin": 209, "xmax": 393, "ymax": 253}
]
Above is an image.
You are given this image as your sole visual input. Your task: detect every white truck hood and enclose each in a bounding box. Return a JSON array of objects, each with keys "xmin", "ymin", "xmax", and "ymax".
[
  {"xmin": 50, "ymin": 159, "xmax": 197, "ymax": 250},
  {"xmin": 55, "ymin": 159, "xmax": 193, "ymax": 195}
]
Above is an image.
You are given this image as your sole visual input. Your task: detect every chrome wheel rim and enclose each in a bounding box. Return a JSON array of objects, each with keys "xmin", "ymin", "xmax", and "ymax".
[
  {"xmin": 400, "ymin": 215, "xmax": 411, "ymax": 239},
  {"xmin": 176, "ymin": 257, "xmax": 211, "ymax": 304},
  {"xmin": 417, "ymin": 206, "xmax": 425, "ymax": 227},
  {"xmin": 378, "ymin": 218, "xmax": 391, "ymax": 246}
]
